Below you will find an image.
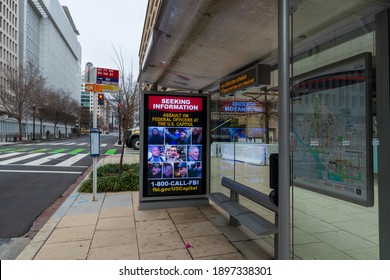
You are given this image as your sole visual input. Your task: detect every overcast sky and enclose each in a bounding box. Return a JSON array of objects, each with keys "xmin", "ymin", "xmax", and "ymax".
[{"xmin": 59, "ymin": 0, "xmax": 148, "ymax": 77}]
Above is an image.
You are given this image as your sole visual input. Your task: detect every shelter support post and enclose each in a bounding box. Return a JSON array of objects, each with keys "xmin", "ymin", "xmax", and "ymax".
[
  {"xmin": 375, "ymin": 9, "xmax": 390, "ymax": 260},
  {"xmin": 278, "ymin": 0, "xmax": 291, "ymax": 260}
]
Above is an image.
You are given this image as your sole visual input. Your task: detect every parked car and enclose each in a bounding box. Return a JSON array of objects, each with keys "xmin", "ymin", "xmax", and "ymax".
[{"xmin": 126, "ymin": 127, "xmax": 140, "ymax": 150}]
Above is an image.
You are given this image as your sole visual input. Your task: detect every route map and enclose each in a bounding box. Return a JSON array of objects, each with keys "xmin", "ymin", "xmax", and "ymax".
[{"xmin": 291, "ymin": 53, "xmax": 373, "ymax": 206}]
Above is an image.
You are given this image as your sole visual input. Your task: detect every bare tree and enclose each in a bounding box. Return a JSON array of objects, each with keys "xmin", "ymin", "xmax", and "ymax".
[
  {"xmin": 80, "ymin": 108, "xmax": 92, "ymax": 133},
  {"xmin": 33, "ymin": 86, "xmax": 50, "ymax": 139},
  {"xmin": 111, "ymin": 45, "xmax": 139, "ymax": 173},
  {"xmin": 260, "ymin": 88, "xmax": 278, "ymax": 143},
  {"xmin": 0, "ymin": 62, "xmax": 46, "ymax": 140},
  {"xmin": 60, "ymin": 90, "xmax": 79, "ymax": 137},
  {"xmin": 44, "ymin": 88, "xmax": 64, "ymax": 137},
  {"xmin": 70, "ymin": 100, "xmax": 82, "ymax": 135},
  {"xmin": 242, "ymin": 87, "xmax": 278, "ymax": 143}
]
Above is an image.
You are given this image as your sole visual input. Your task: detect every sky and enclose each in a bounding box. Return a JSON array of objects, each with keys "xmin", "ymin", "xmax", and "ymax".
[{"xmin": 59, "ymin": 0, "xmax": 148, "ymax": 78}]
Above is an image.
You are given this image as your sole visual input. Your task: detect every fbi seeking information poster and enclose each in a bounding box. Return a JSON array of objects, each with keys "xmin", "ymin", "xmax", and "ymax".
[{"xmin": 141, "ymin": 92, "xmax": 209, "ymax": 199}]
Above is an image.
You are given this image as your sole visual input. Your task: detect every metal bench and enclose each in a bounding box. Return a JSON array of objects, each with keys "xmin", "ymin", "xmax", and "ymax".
[{"xmin": 207, "ymin": 176, "xmax": 278, "ymax": 257}]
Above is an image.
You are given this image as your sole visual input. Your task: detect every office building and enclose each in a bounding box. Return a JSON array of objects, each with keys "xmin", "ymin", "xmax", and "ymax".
[
  {"xmin": 0, "ymin": 0, "xmax": 18, "ymax": 134},
  {"xmin": 0, "ymin": 0, "xmax": 18, "ymax": 89},
  {"xmin": 19, "ymin": 0, "xmax": 81, "ymax": 100},
  {"xmin": 0, "ymin": 0, "xmax": 81, "ymax": 137}
]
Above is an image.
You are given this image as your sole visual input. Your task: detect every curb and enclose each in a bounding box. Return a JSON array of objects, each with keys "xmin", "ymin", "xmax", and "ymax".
[{"xmin": 114, "ymin": 141, "xmax": 124, "ymax": 147}]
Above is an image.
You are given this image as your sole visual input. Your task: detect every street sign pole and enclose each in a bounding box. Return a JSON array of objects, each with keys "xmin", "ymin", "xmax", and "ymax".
[
  {"xmin": 92, "ymin": 91, "xmax": 98, "ymax": 201},
  {"xmin": 85, "ymin": 66, "xmax": 119, "ymax": 201}
]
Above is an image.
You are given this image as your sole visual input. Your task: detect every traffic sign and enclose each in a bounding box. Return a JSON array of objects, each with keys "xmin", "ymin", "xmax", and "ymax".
[
  {"xmin": 96, "ymin": 67, "xmax": 119, "ymax": 85},
  {"xmin": 101, "ymin": 84, "xmax": 120, "ymax": 91},
  {"xmin": 90, "ymin": 128, "xmax": 100, "ymax": 157},
  {"xmin": 85, "ymin": 84, "xmax": 103, "ymax": 92}
]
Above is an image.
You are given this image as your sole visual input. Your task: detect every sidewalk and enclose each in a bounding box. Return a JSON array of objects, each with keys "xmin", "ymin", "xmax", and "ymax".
[
  {"xmin": 16, "ymin": 152, "xmax": 274, "ymax": 260},
  {"xmin": 0, "ymin": 141, "xmax": 15, "ymax": 146}
]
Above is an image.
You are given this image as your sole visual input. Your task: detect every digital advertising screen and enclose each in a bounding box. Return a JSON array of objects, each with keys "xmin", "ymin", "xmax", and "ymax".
[
  {"xmin": 140, "ymin": 92, "xmax": 209, "ymax": 200},
  {"xmin": 291, "ymin": 53, "xmax": 374, "ymax": 206}
]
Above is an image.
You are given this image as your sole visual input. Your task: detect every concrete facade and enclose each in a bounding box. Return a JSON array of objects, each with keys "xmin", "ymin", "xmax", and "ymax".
[
  {"xmin": 19, "ymin": 0, "xmax": 81, "ymax": 101},
  {"xmin": 0, "ymin": 0, "xmax": 18, "ymax": 87}
]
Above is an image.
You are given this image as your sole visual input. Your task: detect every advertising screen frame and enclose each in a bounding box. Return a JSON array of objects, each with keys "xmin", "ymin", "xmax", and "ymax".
[
  {"xmin": 139, "ymin": 91, "xmax": 210, "ymax": 208},
  {"xmin": 291, "ymin": 52, "xmax": 374, "ymax": 207}
]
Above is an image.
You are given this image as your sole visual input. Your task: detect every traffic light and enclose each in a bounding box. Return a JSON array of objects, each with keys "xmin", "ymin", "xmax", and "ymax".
[
  {"xmin": 121, "ymin": 114, "xmax": 125, "ymax": 121},
  {"xmin": 98, "ymin": 93, "xmax": 104, "ymax": 105}
]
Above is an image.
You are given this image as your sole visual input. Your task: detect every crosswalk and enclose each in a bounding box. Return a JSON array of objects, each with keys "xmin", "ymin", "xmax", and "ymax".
[
  {"xmin": 23, "ymin": 153, "xmax": 68, "ymax": 166},
  {"xmin": 0, "ymin": 143, "xmax": 119, "ymax": 167},
  {"xmin": 22, "ymin": 142, "xmax": 108, "ymax": 147},
  {"xmin": 0, "ymin": 153, "xmax": 45, "ymax": 165},
  {"xmin": 0, "ymin": 147, "xmax": 117, "ymax": 155},
  {"xmin": 55, "ymin": 154, "xmax": 88, "ymax": 167},
  {"xmin": 0, "ymin": 152, "xmax": 88, "ymax": 167}
]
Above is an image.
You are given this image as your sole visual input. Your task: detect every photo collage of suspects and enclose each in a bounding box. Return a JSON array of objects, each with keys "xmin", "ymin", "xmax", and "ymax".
[{"xmin": 147, "ymin": 127, "xmax": 202, "ymax": 179}]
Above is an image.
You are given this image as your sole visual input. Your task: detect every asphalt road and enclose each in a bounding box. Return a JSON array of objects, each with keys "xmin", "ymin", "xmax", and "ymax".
[{"xmin": 0, "ymin": 135, "xmax": 120, "ymax": 238}]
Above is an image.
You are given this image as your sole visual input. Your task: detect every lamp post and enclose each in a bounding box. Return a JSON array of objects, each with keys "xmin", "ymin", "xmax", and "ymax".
[
  {"xmin": 118, "ymin": 103, "xmax": 122, "ymax": 145},
  {"xmin": 111, "ymin": 112, "xmax": 114, "ymax": 131},
  {"xmin": 32, "ymin": 103, "xmax": 36, "ymax": 141},
  {"xmin": 38, "ymin": 106, "xmax": 44, "ymax": 139}
]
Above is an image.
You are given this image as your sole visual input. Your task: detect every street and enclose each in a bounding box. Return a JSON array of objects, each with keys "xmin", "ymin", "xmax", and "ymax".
[{"xmin": 0, "ymin": 134, "xmax": 124, "ymax": 259}]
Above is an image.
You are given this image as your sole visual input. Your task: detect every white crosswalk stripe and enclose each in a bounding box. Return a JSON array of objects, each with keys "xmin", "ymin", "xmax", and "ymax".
[
  {"xmin": 0, "ymin": 152, "xmax": 90, "ymax": 167},
  {"xmin": 76, "ymin": 142, "xmax": 88, "ymax": 146},
  {"xmin": 55, "ymin": 154, "xmax": 88, "ymax": 167},
  {"xmin": 101, "ymin": 133, "xmax": 118, "ymax": 136},
  {"xmin": 0, "ymin": 153, "xmax": 45, "ymax": 165},
  {"xmin": 15, "ymin": 142, "xmax": 108, "ymax": 147},
  {"xmin": 0, "ymin": 152, "xmax": 22, "ymax": 159},
  {"xmin": 75, "ymin": 143, "xmax": 108, "ymax": 147},
  {"xmin": 63, "ymin": 142, "xmax": 77, "ymax": 146},
  {"xmin": 23, "ymin": 153, "xmax": 67, "ymax": 166}
]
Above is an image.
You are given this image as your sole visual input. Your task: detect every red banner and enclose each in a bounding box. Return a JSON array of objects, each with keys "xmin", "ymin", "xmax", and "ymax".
[
  {"xmin": 96, "ymin": 67, "xmax": 119, "ymax": 85},
  {"xmin": 96, "ymin": 68, "xmax": 119, "ymax": 79}
]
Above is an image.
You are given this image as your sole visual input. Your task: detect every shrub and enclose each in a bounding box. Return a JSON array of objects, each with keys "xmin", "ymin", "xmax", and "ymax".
[{"xmin": 78, "ymin": 163, "xmax": 140, "ymax": 192}]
